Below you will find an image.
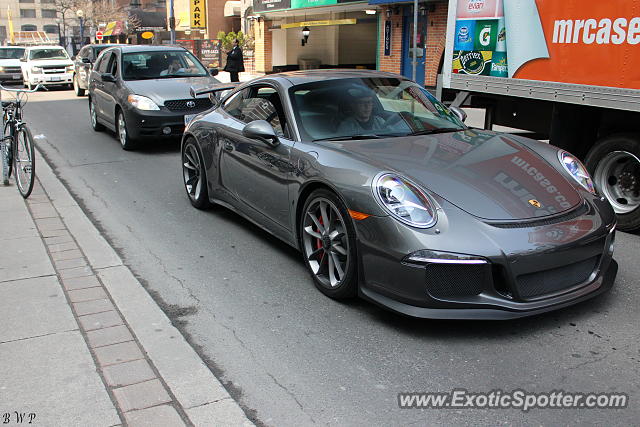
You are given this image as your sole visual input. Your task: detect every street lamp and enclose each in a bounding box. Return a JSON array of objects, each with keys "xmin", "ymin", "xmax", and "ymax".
[
  {"xmin": 76, "ymin": 9, "xmax": 84, "ymax": 43},
  {"xmin": 301, "ymin": 26, "xmax": 310, "ymax": 46}
]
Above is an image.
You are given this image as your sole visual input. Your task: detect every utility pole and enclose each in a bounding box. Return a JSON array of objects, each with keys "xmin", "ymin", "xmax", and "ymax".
[
  {"xmin": 169, "ymin": 0, "xmax": 176, "ymax": 44},
  {"xmin": 412, "ymin": 0, "xmax": 417, "ymax": 83}
]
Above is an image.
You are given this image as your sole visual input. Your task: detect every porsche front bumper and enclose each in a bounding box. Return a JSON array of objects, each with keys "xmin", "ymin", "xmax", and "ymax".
[{"xmin": 355, "ymin": 195, "xmax": 618, "ymax": 320}]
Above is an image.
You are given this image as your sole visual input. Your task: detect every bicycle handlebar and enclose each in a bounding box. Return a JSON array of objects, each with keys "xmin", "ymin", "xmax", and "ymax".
[{"xmin": 0, "ymin": 83, "xmax": 47, "ymax": 93}]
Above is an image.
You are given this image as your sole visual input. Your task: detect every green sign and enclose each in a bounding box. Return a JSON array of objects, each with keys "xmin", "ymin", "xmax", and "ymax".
[
  {"xmin": 291, "ymin": 0, "xmax": 336, "ymax": 8},
  {"xmin": 474, "ymin": 20, "xmax": 498, "ymax": 51}
]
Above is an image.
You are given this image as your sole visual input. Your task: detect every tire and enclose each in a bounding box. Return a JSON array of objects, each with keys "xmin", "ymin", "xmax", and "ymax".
[
  {"xmin": 89, "ymin": 97, "xmax": 104, "ymax": 131},
  {"xmin": 4, "ymin": 120, "xmax": 14, "ymax": 179},
  {"xmin": 73, "ymin": 75, "xmax": 86, "ymax": 96},
  {"xmin": 13, "ymin": 126, "xmax": 35, "ymax": 198},
  {"xmin": 116, "ymin": 109, "xmax": 137, "ymax": 150},
  {"xmin": 182, "ymin": 138, "xmax": 211, "ymax": 209},
  {"xmin": 1, "ymin": 139, "xmax": 9, "ymax": 186},
  {"xmin": 299, "ymin": 189, "xmax": 358, "ymax": 299},
  {"xmin": 585, "ymin": 133, "xmax": 640, "ymax": 231}
]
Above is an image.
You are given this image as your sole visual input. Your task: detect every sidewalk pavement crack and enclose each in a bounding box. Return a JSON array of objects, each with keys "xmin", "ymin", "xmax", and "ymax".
[
  {"xmin": 0, "ymin": 273, "xmax": 57, "ymax": 284},
  {"xmin": 0, "ymin": 328, "xmax": 79, "ymax": 345},
  {"xmin": 185, "ymin": 397, "xmax": 231, "ymax": 410}
]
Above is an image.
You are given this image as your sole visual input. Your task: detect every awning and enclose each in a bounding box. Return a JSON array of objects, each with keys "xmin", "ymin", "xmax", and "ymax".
[
  {"xmin": 224, "ymin": 1, "xmax": 242, "ymax": 17},
  {"xmin": 368, "ymin": 0, "xmax": 416, "ymax": 4}
]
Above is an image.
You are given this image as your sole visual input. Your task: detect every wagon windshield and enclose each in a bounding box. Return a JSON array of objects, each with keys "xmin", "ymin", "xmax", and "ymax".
[{"xmin": 289, "ymin": 78, "xmax": 466, "ymax": 141}]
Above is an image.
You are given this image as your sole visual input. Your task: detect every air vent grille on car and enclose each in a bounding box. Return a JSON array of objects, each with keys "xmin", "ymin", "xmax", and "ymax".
[
  {"xmin": 164, "ymin": 98, "xmax": 212, "ymax": 111},
  {"xmin": 425, "ymin": 263, "xmax": 491, "ymax": 298},
  {"xmin": 517, "ymin": 256, "xmax": 599, "ymax": 299}
]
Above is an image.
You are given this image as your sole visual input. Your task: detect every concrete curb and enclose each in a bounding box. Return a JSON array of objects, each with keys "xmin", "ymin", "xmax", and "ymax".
[{"xmin": 35, "ymin": 146, "xmax": 255, "ymax": 426}]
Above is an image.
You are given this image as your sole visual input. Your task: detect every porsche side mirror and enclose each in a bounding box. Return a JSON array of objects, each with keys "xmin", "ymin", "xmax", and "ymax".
[
  {"xmin": 449, "ymin": 106, "xmax": 467, "ymax": 123},
  {"xmin": 101, "ymin": 73, "xmax": 116, "ymax": 83},
  {"xmin": 209, "ymin": 68, "xmax": 219, "ymax": 76},
  {"xmin": 242, "ymin": 120, "xmax": 279, "ymax": 147}
]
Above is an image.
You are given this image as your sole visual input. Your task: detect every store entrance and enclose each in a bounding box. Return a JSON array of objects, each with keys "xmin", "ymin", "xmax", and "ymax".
[{"xmin": 401, "ymin": 9, "xmax": 427, "ymax": 86}]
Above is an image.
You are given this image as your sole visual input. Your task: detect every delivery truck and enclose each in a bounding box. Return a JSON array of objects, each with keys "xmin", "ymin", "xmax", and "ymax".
[{"xmin": 440, "ymin": 0, "xmax": 640, "ymax": 231}]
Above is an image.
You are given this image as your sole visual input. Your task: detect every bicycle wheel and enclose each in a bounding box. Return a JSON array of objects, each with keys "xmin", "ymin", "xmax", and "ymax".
[
  {"xmin": 1, "ymin": 140, "xmax": 8, "ymax": 186},
  {"xmin": 4, "ymin": 120, "xmax": 14, "ymax": 179},
  {"xmin": 13, "ymin": 125, "xmax": 35, "ymax": 198}
]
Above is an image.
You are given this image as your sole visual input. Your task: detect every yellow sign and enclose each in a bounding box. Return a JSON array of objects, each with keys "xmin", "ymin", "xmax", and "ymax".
[
  {"xmin": 190, "ymin": 0, "xmax": 207, "ymax": 29},
  {"xmin": 141, "ymin": 31, "xmax": 154, "ymax": 39},
  {"xmin": 281, "ymin": 19, "xmax": 356, "ymax": 29}
]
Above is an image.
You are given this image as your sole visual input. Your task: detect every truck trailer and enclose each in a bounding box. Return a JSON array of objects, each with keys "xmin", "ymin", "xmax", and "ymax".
[{"xmin": 440, "ymin": 0, "xmax": 640, "ymax": 231}]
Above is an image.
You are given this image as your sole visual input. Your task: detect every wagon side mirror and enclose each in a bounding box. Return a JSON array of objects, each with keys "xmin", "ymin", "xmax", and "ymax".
[
  {"xmin": 82, "ymin": 57, "xmax": 91, "ymax": 63},
  {"xmin": 209, "ymin": 68, "xmax": 219, "ymax": 76},
  {"xmin": 242, "ymin": 120, "xmax": 279, "ymax": 147},
  {"xmin": 449, "ymin": 106, "xmax": 467, "ymax": 123}
]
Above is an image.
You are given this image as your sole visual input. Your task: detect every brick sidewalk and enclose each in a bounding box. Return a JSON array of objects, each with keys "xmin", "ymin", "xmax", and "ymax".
[{"xmin": 1, "ymin": 160, "xmax": 254, "ymax": 426}]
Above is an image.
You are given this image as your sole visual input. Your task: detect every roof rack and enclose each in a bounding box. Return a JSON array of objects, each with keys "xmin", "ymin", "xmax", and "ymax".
[{"xmin": 9, "ymin": 31, "xmax": 54, "ymax": 46}]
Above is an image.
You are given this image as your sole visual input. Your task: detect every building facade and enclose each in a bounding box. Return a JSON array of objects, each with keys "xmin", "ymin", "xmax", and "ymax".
[
  {"xmin": 0, "ymin": 0, "xmax": 63, "ymax": 44},
  {"xmin": 245, "ymin": 0, "xmax": 447, "ymax": 87}
]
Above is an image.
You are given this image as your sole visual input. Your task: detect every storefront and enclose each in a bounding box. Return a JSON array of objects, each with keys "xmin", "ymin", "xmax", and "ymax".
[
  {"xmin": 372, "ymin": 0, "xmax": 447, "ymax": 87},
  {"xmin": 251, "ymin": 0, "xmax": 379, "ymax": 72}
]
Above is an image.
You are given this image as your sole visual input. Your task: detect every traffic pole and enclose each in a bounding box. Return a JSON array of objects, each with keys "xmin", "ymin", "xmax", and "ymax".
[
  {"xmin": 169, "ymin": 0, "xmax": 176, "ymax": 44},
  {"xmin": 412, "ymin": 0, "xmax": 417, "ymax": 83}
]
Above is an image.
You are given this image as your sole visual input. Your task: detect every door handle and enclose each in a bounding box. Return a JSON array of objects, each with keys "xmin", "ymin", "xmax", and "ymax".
[{"xmin": 223, "ymin": 140, "xmax": 233, "ymax": 151}]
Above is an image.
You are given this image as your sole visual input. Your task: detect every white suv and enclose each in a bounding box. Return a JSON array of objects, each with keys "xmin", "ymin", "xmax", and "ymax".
[{"xmin": 21, "ymin": 46, "xmax": 74, "ymax": 90}]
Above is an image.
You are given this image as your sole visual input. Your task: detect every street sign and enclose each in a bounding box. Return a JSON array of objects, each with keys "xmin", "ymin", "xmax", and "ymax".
[{"xmin": 96, "ymin": 31, "xmax": 104, "ymax": 41}]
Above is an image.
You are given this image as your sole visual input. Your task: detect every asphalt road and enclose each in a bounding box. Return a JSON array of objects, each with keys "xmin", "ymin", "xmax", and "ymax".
[{"xmin": 19, "ymin": 89, "xmax": 640, "ymax": 426}]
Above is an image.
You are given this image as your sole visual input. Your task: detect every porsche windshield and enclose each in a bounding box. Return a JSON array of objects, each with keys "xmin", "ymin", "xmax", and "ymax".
[
  {"xmin": 122, "ymin": 50, "xmax": 207, "ymax": 80},
  {"xmin": 289, "ymin": 78, "xmax": 466, "ymax": 141}
]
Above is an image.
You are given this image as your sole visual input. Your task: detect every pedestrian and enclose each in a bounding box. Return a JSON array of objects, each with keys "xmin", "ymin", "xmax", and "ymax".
[{"xmin": 223, "ymin": 39, "xmax": 244, "ymax": 83}]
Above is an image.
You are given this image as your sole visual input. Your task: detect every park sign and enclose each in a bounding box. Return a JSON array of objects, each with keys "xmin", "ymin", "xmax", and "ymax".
[{"xmin": 190, "ymin": 0, "xmax": 207, "ymax": 28}]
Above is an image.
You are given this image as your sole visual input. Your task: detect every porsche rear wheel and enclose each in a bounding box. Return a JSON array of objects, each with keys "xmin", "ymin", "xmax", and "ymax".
[
  {"xmin": 300, "ymin": 189, "xmax": 357, "ymax": 299},
  {"xmin": 182, "ymin": 138, "xmax": 211, "ymax": 209}
]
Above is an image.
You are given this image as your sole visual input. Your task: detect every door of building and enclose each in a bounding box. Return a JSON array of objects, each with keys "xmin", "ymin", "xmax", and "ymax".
[{"xmin": 401, "ymin": 8, "xmax": 427, "ymax": 86}]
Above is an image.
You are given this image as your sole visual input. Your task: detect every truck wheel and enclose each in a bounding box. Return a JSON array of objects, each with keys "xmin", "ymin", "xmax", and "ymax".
[{"xmin": 585, "ymin": 134, "xmax": 640, "ymax": 231}]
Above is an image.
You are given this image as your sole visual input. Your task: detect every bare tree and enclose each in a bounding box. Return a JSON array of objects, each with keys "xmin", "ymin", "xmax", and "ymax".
[{"xmin": 53, "ymin": 0, "xmax": 80, "ymax": 40}]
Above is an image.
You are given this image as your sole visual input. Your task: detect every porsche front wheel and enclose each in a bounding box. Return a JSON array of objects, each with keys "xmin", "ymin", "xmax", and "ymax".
[{"xmin": 300, "ymin": 189, "xmax": 358, "ymax": 299}]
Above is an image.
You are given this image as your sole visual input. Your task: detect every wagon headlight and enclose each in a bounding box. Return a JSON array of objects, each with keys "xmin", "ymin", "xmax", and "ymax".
[
  {"xmin": 558, "ymin": 150, "xmax": 596, "ymax": 194},
  {"xmin": 127, "ymin": 94, "xmax": 160, "ymax": 111},
  {"xmin": 373, "ymin": 173, "xmax": 437, "ymax": 228}
]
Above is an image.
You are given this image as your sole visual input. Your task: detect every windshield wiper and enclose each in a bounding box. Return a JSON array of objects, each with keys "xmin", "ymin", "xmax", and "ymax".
[
  {"xmin": 313, "ymin": 134, "xmax": 386, "ymax": 142},
  {"xmin": 407, "ymin": 127, "xmax": 462, "ymax": 136}
]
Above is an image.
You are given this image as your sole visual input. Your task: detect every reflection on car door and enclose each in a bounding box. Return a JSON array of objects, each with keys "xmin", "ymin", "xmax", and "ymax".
[
  {"xmin": 93, "ymin": 51, "xmax": 113, "ymax": 123},
  {"xmin": 219, "ymin": 85, "xmax": 295, "ymax": 231},
  {"xmin": 98, "ymin": 52, "xmax": 119, "ymax": 126}
]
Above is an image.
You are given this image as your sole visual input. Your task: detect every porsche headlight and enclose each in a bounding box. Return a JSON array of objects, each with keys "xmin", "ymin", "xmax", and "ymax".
[
  {"xmin": 558, "ymin": 150, "xmax": 595, "ymax": 194},
  {"xmin": 373, "ymin": 173, "xmax": 437, "ymax": 228},
  {"xmin": 127, "ymin": 94, "xmax": 160, "ymax": 111}
]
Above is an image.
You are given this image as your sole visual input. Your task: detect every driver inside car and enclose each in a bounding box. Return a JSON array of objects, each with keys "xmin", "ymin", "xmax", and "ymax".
[
  {"xmin": 160, "ymin": 58, "xmax": 185, "ymax": 76},
  {"xmin": 337, "ymin": 87, "xmax": 387, "ymax": 134}
]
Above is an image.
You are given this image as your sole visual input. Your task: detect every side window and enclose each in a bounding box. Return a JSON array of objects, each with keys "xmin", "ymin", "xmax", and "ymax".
[
  {"xmin": 222, "ymin": 86, "xmax": 288, "ymax": 138},
  {"xmin": 108, "ymin": 54, "xmax": 118, "ymax": 76},
  {"xmin": 96, "ymin": 53, "xmax": 111, "ymax": 73},
  {"xmin": 78, "ymin": 46, "xmax": 89, "ymax": 59}
]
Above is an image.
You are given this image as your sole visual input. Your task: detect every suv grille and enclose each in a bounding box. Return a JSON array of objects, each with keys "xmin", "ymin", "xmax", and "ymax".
[
  {"xmin": 2, "ymin": 66, "xmax": 21, "ymax": 73},
  {"xmin": 516, "ymin": 256, "xmax": 599, "ymax": 299},
  {"xmin": 164, "ymin": 98, "xmax": 212, "ymax": 112}
]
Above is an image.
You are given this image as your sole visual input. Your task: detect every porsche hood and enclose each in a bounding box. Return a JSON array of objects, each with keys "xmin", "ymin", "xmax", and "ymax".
[{"xmin": 343, "ymin": 129, "xmax": 583, "ymax": 221}]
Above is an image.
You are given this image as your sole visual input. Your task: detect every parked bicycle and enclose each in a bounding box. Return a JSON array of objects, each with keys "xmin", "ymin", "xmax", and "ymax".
[{"xmin": 1, "ymin": 83, "xmax": 42, "ymax": 198}]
